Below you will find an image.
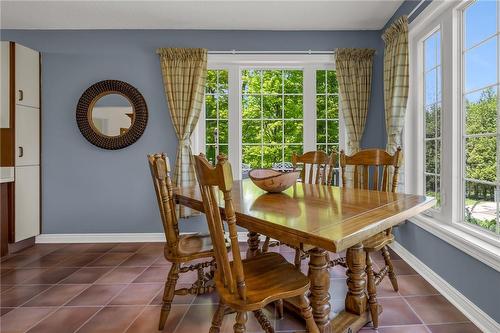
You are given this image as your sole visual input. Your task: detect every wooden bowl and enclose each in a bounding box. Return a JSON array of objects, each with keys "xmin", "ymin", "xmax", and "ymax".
[{"xmin": 248, "ymin": 169, "xmax": 300, "ymax": 193}]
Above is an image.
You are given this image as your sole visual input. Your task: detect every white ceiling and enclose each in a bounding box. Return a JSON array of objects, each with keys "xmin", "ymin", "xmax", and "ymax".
[{"xmin": 0, "ymin": 0, "xmax": 404, "ymax": 30}]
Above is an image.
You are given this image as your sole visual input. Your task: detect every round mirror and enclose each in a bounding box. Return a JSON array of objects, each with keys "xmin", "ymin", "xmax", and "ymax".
[
  {"xmin": 90, "ymin": 93, "xmax": 134, "ymax": 137},
  {"xmin": 76, "ymin": 80, "xmax": 148, "ymax": 150}
]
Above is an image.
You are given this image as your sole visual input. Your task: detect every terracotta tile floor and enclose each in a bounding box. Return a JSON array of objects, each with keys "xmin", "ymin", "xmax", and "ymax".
[{"xmin": 0, "ymin": 242, "xmax": 481, "ymax": 333}]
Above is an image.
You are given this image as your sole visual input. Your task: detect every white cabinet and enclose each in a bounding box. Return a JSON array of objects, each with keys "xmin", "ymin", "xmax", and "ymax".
[
  {"xmin": 15, "ymin": 166, "xmax": 40, "ymax": 241},
  {"xmin": 15, "ymin": 105, "xmax": 40, "ymax": 166},
  {"xmin": 15, "ymin": 44, "xmax": 39, "ymax": 108}
]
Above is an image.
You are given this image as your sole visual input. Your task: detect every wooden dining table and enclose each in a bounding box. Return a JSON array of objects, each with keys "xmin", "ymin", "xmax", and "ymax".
[{"xmin": 175, "ymin": 179, "xmax": 435, "ymax": 333}]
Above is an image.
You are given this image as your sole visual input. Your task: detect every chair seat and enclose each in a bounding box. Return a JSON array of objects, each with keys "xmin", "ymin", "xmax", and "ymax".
[
  {"xmin": 165, "ymin": 233, "xmax": 226, "ymax": 262},
  {"xmin": 216, "ymin": 252, "xmax": 310, "ymax": 311},
  {"xmin": 363, "ymin": 232, "xmax": 394, "ymax": 252}
]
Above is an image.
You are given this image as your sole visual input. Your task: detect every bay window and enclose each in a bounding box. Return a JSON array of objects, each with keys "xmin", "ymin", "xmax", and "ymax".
[
  {"xmin": 423, "ymin": 29, "xmax": 442, "ymax": 209},
  {"xmin": 461, "ymin": 0, "xmax": 499, "ymax": 234},
  {"xmin": 407, "ymin": 0, "xmax": 500, "ymax": 256}
]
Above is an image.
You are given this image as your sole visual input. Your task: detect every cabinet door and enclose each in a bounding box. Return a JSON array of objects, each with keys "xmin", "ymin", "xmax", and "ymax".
[
  {"xmin": 15, "ymin": 105, "xmax": 39, "ymax": 166},
  {"xmin": 1, "ymin": 41, "xmax": 10, "ymax": 128},
  {"xmin": 15, "ymin": 44, "xmax": 39, "ymax": 108},
  {"xmin": 15, "ymin": 165, "xmax": 40, "ymax": 241}
]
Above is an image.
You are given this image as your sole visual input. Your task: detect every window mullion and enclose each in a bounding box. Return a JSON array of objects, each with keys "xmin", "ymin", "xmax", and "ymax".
[
  {"xmin": 228, "ymin": 65, "xmax": 241, "ymax": 179},
  {"xmin": 303, "ymin": 65, "xmax": 316, "ymax": 152}
]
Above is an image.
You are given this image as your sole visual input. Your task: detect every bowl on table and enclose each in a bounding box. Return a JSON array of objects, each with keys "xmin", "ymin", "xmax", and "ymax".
[{"xmin": 248, "ymin": 168, "xmax": 300, "ymax": 193}]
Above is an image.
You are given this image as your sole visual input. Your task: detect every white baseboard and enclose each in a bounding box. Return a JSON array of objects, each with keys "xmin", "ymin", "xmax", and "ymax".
[
  {"xmin": 35, "ymin": 232, "xmax": 256, "ymax": 244},
  {"xmin": 390, "ymin": 242, "xmax": 499, "ymax": 333},
  {"xmin": 35, "ymin": 233, "xmax": 167, "ymax": 243}
]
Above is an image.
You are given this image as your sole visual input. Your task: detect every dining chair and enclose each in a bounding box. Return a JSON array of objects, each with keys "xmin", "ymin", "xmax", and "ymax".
[
  {"xmin": 293, "ymin": 150, "xmax": 337, "ymax": 185},
  {"xmin": 262, "ymin": 150, "xmax": 336, "ymax": 265},
  {"xmin": 148, "ymin": 153, "xmax": 223, "ymax": 330},
  {"xmin": 339, "ymin": 147, "xmax": 402, "ymax": 329},
  {"xmin": 193, "ymin": 153, "xmax": 319, "ymax": 333},
  {"xmin": 259, "ymin": 150, "xmax": 337, "ymax": 318}
]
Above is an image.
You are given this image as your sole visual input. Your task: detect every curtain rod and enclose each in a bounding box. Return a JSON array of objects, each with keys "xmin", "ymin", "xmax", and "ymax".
[{"xmin": 208, "ymin": 50, "xmax": 335, "ymax": 55}]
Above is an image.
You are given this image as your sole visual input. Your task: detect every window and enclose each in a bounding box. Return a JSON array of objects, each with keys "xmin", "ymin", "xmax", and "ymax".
[
  {"xmin": 199, "ymin": 55, "xmax": 342, "ymax": 181},
  {"xmin": 461, "ymin": 0, "xmax": 499, "ymax": 234},
  {"xmin": 205, "ymin": 70, "xmax": 229, "ymax": 164},
  {"xmin": 407, "ymin": 0, "xmax": 500, "ymax": 247},
  {"xmin": 316, "ymin": 70, "xmax": 340, "ymax": 159},
  {"xmin": 241, "ymin": 69, "xmax": 304, "ymax": 172},
  {"xmin": 423, "ymin": 30, "xmax": 442, "ymax": 209}
]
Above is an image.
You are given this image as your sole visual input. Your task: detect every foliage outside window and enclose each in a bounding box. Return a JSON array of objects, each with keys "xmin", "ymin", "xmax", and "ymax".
[
  {"xmin": 205, "ymin": 70, "xmax": 229, "ymax": 164},
  {"xmin": 423, "ymin": 30, "xmax": 442, "ymax": 208},
  {"xmin": 461, "ymin": 0, "xmax": 499, "ymax": 234},
  {"xmin": 241, "ymin": 69, "xmax": 304, "ymax": 173},
  {"xmin": 316, "ymin": 70, "xmax": 340, "ymax": 165}
]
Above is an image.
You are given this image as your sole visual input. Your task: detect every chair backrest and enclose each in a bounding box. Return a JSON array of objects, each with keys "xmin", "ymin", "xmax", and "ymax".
[
  {"xmin": 292, "ymin": 150, "xmax": 336, "ymax": 185},
  {"xmin": 147, "ymin": 153, "xmax": 180, "ymax": 256},
  {"xmin": 340, "ymin": 148, "xmax": 402, "ymax": 192},
  {"xmin": 193, "ymin": 154, "xmax": 247, "ymax": 301}
]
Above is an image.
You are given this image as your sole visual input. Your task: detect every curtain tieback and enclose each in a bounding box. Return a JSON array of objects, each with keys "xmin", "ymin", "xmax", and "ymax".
[
  {"xmin": 179, "ymin": 138, "xmax": 191, "ymax": 149},
  {"xmin": 347, "ymin": 140, "xmax": 360, "ymax": 153}
]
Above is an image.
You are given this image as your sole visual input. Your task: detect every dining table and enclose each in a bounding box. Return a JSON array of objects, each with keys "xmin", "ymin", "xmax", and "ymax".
[{"xmin": 175, "ymin": 179, "xmax": 435, "ymax": 333}]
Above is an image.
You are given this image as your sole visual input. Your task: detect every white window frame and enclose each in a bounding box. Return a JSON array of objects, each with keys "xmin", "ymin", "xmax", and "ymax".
[
  {"xmin": 195, "ymin": 54, "xmax": 345, "ymax": 180},
  {"xmin": 421, "ymin": 25, "xmax": 443, "ymax": 215},
  {"xmin": 406, "ymin": 0, "xmax": 500, "ymax": 271}
]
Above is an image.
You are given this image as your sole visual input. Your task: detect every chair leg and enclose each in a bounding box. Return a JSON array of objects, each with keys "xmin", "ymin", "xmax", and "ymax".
[
  {"xmin": 233, "ymin": 311, "xmax": 248, "ymax": 333},
  {"xmin": 209, "ymin": 302, "xmax": 227, "ymax": 333},
  {"xmin": 366, "ymin": 252, "xmax": 379, "ymax": 329},
  {"xmin": 275, "ymin": 299, "xmax": 284, "ymax": 319},
  {"xmin": 381, "ymin": 246, "xmax": 398, "ymax": 291},
  {"xmin": 253, "ymin": 309, "xmax": 274, "ymax": 333},
  {"xmin": 298, "ymin": 294, "xmax": 319, "ymax": 333},
  {"xmin": 158, "ymin": 263, "xmax": 180, "ymax": 330},
  {"xmin": 294, "ymin": 249, "xmax": 302, "ymax": 269},
  {"xmin": 262, "ymin": 236, "xmax": 270, "ymax": 253}
]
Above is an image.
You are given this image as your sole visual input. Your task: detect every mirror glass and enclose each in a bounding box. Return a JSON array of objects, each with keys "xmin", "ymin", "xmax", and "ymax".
[{"xmin": 91, "ymin": 93, "xmax": 134, "ymax": 137}]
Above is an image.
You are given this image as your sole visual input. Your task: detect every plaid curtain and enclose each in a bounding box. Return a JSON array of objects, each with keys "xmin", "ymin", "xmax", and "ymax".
[
  {"xmin": 383, "ymin": 16, "xmax": 409, "ymax": 154},
  {"xmin": 157, "ymin": 48, "xmax": 207, "ymax": 217},
  {"xmin": 335, "ymin": 48, "xmax": 375, "ymax": 155},
  {"xmin": 335, "ymin": 48, "xmax": 375, "ymax": 187}
]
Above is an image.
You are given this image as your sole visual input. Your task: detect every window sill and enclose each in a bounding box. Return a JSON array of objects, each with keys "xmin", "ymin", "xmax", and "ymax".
[{"xmin": 408, "ymin": 215, "xmax": 500, "ymax": 272}]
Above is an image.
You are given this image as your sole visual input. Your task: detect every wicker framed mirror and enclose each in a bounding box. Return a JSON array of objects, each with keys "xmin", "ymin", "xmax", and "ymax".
[{"xmin": 76, "ymin": 80, "xmax": 148, "ymax": 150}]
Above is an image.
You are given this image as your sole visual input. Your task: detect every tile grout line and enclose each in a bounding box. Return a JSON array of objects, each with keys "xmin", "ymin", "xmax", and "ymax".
[
  {"xmin": 13, "ymin": 245, "xmax": 120, "ymax": 333},
  {"xmin": 71, "ymin": 246, "xmax": 154, "ymax": 333},
  {"xmin": 13, "ymin": 247, "xmax": 84, "ymax": 332},
  {"xmin": 400, "ymin": 295, "xmax": 432, "ymax": 333},
  {"xmin": 3, "ymin": 244, "xmax": 128, "ymax": 332},
  {"xmin": 172, "ymin": 269, "xmax": 208, "ymax": 333},
  {"xmin": 119, "ymin": 280, "xmax": 167, "ymax": 333}
]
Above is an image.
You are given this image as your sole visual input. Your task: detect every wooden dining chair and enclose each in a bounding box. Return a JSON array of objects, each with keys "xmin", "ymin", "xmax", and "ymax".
[
  {"xmin": 261, "ymin": 150, "xmax": 336, "ymax": 264},
  {"xmin": 148, "ymin": 153, "xmax": 223, "ymax": 330},
  {"xmin": 292, "ymin": 150, "xmax": 336, "ymax": 185},
  {"xmin": 339, "ymin": 147, "xmax": 402, "ymax": 329},
  {"xmin": 193, "ymin": 154, "xmax": 319, "ymax": 333}
]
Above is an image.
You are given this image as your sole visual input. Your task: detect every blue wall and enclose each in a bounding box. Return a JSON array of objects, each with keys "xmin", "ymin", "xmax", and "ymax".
[
  {"xmin": 394, "ymin": 223, "xmax": 500, "ymax": 322},
  {"xmin": 0, "ymin": 29, "xmax": 385, "ymax": 234}
]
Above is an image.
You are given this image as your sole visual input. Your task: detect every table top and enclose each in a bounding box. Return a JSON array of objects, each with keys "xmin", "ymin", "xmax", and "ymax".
[{"xmin": 175, "ymin": 179, "xmax": 435, "ymax": 252}]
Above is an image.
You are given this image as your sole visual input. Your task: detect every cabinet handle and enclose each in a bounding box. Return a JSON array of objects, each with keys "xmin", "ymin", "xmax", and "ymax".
[
  {"xmin": 18, "ymin": 90, "xmax": 24, "ymax": 101},
  {"xmin": 18, "ymin": 146, "xmax": 24, "ymax": 158}
]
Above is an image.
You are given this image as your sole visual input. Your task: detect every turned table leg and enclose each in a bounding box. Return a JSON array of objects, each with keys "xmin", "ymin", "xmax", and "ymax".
[
  {"xmin": 345, "ymin": 242, "xmax": 367, "ymax": 315},
  {"xmin": 308, "ymin": 248, "xmax": 331, "ymax": 333},
  {"xmin": 246, "ymin": 231, "xmax": 261, "ymax": 258}
]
